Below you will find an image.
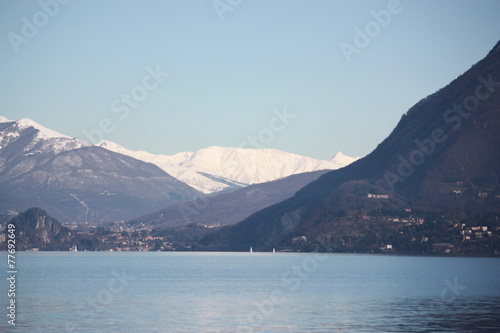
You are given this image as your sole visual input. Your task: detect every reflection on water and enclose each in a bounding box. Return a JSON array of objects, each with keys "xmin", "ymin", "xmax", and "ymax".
[
  {"xmin": 1, "ymin": 252, "xmax": 499, "ymax": 332},
  {"xmin": 375, "ymin": 298, "xmax": 500, "ymax": 332}
]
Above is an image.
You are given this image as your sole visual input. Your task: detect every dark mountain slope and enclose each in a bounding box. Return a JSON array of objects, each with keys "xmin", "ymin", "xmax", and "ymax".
[
  {"xmin": 197, "ymin": 40, "xmax": 500, "ymax": 252},
  {"xmin": 129, "ymin": 169, "xmax": 330, "ymax": 228},
  {"xmin": 0, "ymin": 207, "xmax": 100, "ymax": 251},
  {"xmin": 0, "ymin": 146, "xmax": 201, "ymax": 223}
]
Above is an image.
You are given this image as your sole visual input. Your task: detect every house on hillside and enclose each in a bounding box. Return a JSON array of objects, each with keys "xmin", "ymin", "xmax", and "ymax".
[
  {"xmin": 432, "ymin": 243, "xmax": 455, "ymax": 254},
  {"xmin": 367, "ymin": 193, "xmax": 389, "ymax": 199}
]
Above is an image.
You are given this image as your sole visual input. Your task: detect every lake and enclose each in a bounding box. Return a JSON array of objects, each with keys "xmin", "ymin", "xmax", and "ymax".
[{"xmin": 1, "ymin": 252, "xmax": 500, "ymax": 332}]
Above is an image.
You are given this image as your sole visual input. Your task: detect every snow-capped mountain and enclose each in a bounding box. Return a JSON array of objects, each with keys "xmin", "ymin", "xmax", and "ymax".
[
  {"xmin": 0, "ymin": 117, "xmax": 201, "ymax": 223},
  {"xmin": 329, "ymin": 151, "xmax": 358, "ymax": 166},
  {"xmin": 0, "ymin": 116, "xmax": 90, "ymax": 156},
  {"xmin": 97, "ymin": 140, "xmax": 231, "ymax": 193},
  {"xmin": 98, "ymin": 140, "xmax": 359, "ymax": 194}
]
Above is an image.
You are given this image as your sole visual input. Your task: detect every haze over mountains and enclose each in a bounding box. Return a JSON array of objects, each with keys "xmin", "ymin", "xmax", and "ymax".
[{"xmin": 0, "ymin": 116, "xmax": 356, "ymax": 224}]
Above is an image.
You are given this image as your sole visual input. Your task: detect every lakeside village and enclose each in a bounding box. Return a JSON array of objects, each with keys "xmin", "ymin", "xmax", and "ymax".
[
  {"xmin": 7, "ymin": 218, "xmax": 500, "ymax": 255},
  {"xmin": 46, "ymin": 194, "xmax": 500, "ymax": 255},
  {"xmin": 4, "ymin": 190, "xmax": 499, "ymax": 255},
  {"xmin": 62, "ymin": 217, "xmax": 498, "ymax": 255}
]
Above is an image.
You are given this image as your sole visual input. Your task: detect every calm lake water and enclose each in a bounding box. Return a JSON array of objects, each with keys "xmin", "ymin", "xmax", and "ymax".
[{"xmin": 1, "ymin": 252, "xmax": 500, "ymax": 332}]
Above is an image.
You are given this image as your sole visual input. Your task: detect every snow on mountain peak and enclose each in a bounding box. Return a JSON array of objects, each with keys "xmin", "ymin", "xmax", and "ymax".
[
  {"xmin": 99, "ymin": 141, "xmax": 358, "ymax": 194},
  {"xmin": 0, "ymin": 117, "xmax": 90, "ymax": 155},
  {"xmin": 16, "ymin": 118, "xmax": 71, "ymax": 140},
  {"xmin": 98, "ymin": 140, "xmax": 124, "ymax": 151},
  {"xmin": 97, "ymin": 140, "xmax": 192, "ymax": 163},
  {"xmin": 330, "ymin": 151, "xmax": 360, "ymax": 166},
  {"xmin": 332, "ymin": 151, "xmax": 346, "ymax": 158}
]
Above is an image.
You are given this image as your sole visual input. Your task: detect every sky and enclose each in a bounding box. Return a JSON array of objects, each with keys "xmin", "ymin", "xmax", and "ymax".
[{"xmin": 0, "ymin": 0, "xmax": 499, "ymax": 160}]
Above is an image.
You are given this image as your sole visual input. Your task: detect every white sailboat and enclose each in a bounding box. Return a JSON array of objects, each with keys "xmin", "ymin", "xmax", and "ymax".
[
  {"xmin": 250, "ymin": 246, "xmax": 253, "ymax": 253},
  {"xmin": 273, "ymin": 248, "xmax": 276, "ymax": 253}
]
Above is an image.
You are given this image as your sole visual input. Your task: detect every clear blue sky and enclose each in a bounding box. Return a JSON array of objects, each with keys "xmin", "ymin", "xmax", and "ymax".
[{"xmin": 1, "ymin": 0, "xmax": 499, "ymax": 159}]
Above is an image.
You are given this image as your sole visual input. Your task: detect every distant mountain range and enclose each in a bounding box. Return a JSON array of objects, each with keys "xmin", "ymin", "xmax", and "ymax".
[
  {"xmin": 0, "ymin": 116, "xmax": 356, "ymax": 224},
  {"xmin": 98, "ymin": 140, "xmax": 357, "ymax": 194},
  {"xmin": 196, "ymin": 40, "xmax": 500, "ymax": 253}
]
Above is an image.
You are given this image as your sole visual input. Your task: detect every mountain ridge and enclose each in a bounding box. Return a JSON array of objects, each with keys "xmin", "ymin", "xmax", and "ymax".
[
  {"xmin": 0, "ymin": 118, "xmax": 201, "ymax": 223},
  {"xmin": 196, "ymin": 39, "xmax": 500, "ymax": 253},
  {"xmin": 129, "ymin": 169, "xmax": 331, "ymax": 228},
  {"xmin": 98, "ymin": 140, "xmax": 359, "ymax": 194}
]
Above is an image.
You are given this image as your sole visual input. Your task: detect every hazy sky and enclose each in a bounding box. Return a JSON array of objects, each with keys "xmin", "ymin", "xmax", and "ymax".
[{"xmin": 1, "ymin": 0, "xmax": 499, "ymax": 159}]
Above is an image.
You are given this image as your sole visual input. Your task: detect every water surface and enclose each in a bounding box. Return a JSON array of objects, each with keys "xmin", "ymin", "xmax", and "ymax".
[{"xmin": 1, "ymin": 252, "xmax": 499, "ymax": 332}]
